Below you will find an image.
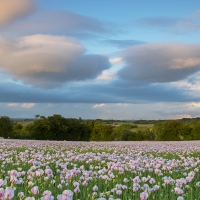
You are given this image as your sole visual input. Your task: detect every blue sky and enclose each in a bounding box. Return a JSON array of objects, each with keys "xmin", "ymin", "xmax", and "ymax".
[{"xmin": 1, "ymin": 0, "xmax": 200, "ymax": 120}]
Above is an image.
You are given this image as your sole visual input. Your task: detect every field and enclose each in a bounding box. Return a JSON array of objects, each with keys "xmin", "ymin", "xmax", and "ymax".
[
  {"xmin": 112, "ymin": 122, "xmax": 154, "ymax": 132},
  {"xmin": 0, "ymin": 140, "xmax": 200, "ymax": 200}
]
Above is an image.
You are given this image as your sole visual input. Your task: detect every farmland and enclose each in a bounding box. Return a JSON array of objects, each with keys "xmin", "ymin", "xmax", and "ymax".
[{"xmin": 0, "ymin": 139, "xmax": 200, "ymax": 199}]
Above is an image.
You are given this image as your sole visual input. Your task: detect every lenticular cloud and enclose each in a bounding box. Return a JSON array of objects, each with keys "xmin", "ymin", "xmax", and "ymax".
[
  {"xmin": 0, "ymin": 0, "xmax": 36, "ymax": 26},
  {"xmin": 0, "ymin": 34, "xmax": 111, "ymax": 88},
  {"xmin": 118, "ymin": 43, "xmax": 200, "ymax": 84}
]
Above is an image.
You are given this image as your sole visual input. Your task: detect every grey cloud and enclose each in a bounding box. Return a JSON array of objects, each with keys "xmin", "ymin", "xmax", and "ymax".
[
  {"xmin": 0, "ymin": 35, "xmax": 111, "ymax": 88},
  {"xmin": 118, "ymin": 43, "xmax": 200, "ymax": 84},
  {"xmin": 153, "ymin": 102, "xmax": 200, "ymax": 118},
  {"xmin": 101, "ymin": 39, "xmax": 145, "ymax": 49},
  {"xmin": 136, "ymin": 17, "xmax": 178, "ymax": 27},
  {"xmin": 0, "ymin": 10, "xmax": 111, "ymax": 37},
  {"xmin": 174, "ymin": 19, "xmax": 200, "ymax": 34},
  {"xmin": 0, "ymin": 80, "xmax": 196, "ymax": 104},
  {"xmin": 135, "ymin": 15, "xmax": 200, "ymax": 34},
  {"xmin": 18, "ymin": 54, "xmax": 110, "ymax": 88}
]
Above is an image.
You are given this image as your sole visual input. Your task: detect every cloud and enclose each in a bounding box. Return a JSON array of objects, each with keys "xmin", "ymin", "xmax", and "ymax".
[
  {"xmin": 2, "ymin": 101, "xmax": 200, "ymax": 120},
  {"xmin": 174, "ymin": 19, "xmax": 200, "ymax": 34},
  {"xmin": 20, "ymin": 103, "xmax": 35, "ymax": 108},
  {"xmin": 0, "ymin": 0, "xmax": 36, "ymax": 26},
  {"xmin": 153, "ymin": 102, "xmax": 200, "ymax": 118},
  {"xmin": 1, "ymin": 42, "xmax": 200, "ymax": 105},
  {"xmin": 0, "ymin": 34, "xmax": 111, "ymax": 88},
  {"xmin": 0, "ymin": 78, "xmax": 196, "ymax": 104},
  {"xmin": 93, "ymin": 104, "xmax": 106, "ymax": 108},
  {"xmin": 109, "ymin": 58, "xmax": 124, "ymax": 66},
  {"xmin": 135, "ymin": 12, "xmax": 200, "ymax": 34},
  {"xmin": 136, "ymin": 17, "xmax": 178, "ymax": 27},
  {"xmin": 6, "ymin": 102, "xmax": 35, "ymax": 108},
  {"xmin": 0, "ymin": 10, "xmax": 112, "ymax": 37},
  {"xmin": 117, "ymin": 103, "xmax": 129, "ymax": 107},
  {"xmin": 7, "ymin": 103, "xmax": 19, "ymax": 107},
  {"xmin": 170, "ymin": 58, "xmax": 200, "ymax": 69},
  {"xmin": 118, "ymin": 43, "xmax": 200, "ymax": 83},
  {"xmin": 96, "ymin": 71, "xmax": 117, "ymax": 81}
]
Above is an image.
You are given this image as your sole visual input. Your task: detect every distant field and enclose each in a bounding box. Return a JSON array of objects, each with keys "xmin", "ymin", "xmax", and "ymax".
[
  {"xmin": 134, "ymin": 123, "xmax": 154, "ymax": 129},
  {"xmin": 13, "ymin": 119, "xmax": 34, "ymax": 125},
  {"xmin": 113, "ymin": 121, "xmax": 154, "ymax": 131}
]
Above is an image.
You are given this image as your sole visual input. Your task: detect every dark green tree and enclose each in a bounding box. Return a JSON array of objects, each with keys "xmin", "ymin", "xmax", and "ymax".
[
  {"xmin": 30, "ymin": 117, "xmax": 51, "ymax": 140},
  {"xmin": 78, "ymin": 123, "xmax": 92, "ymax": 141},
  {"xmin": 0, "ymin": 116, "xmax": 13, "ymax": 138},
  {"xmin": 30, "ymin": 114, "xmax": 91, "ymax": 141},
  {"xmin": 47, "ymin": 114, "xmax": 69, "ymax": 140}
]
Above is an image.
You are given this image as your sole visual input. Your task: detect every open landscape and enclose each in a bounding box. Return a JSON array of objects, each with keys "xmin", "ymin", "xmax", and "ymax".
[
  {"xmin": 0, "ymin": 139, "xmax": 200, "ymax": 200},
  {"xmin": 1, "ymin": 0, "xmax": 200, "ymax": 199}
]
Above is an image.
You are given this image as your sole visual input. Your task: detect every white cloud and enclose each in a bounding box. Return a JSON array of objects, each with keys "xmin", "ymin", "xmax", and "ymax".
[
  {"xmin": 6, "ymin": 102, "xmax": 35, "ymax": 109},
  {"xmin": 117, "ymin": 103, "xmax": 129, "ymax": 107},
  {"xmin": 109, "ymin": 57, "xmax": 124, "ymax": 65},
  {"xmin": 7, "ymin": 103, "xmax": 19, "ymax": 107},
  {"xmin": 93, "ymin": 103, "xmax": 106, "ymax": 108},
  {"xmin": 171, "ymin": 58, "xmax": 200, "ymax": 69},
  {"xmin": 96, "ymin": 70, "xmax": 117, "ymax": 81},
  {"xmin": 20, "ymin": 103, "xmax": 35, "ymax": 109},
  {"xmin": 185, "ymin": 102, "xmax": 200, "ymax": 108}
]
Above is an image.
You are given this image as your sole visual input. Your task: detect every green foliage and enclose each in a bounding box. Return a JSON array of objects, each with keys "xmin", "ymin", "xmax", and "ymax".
[
  {"xmin": 191, "ymin": 122, "xmax": 200, "ymax": 140},
  {"xmin": 12, "ymin": 123, "xmax": 32, "ymax": 139},
  {"xmin": 90, "ymin": 122, "xmax": 114, "ymax": 141},
  {"xmin": 30, "ymin": 114, "xmax": 92, "ymax": 141},
  {"xmin": 154, "ymin": 120, "xmax": 181, "ymax": 141},
  {"xmin": 2, "ymin": 116, "xmax": 200, "ymax": 141},
  {"xmin": 30, "ymin": 116, "xmax": 51, "ymax": 140},
  {"xmin": 179, "ymin": 123, "xmax": 193, "ymax": 140},
  {"xmin": 0, "ymin": 116, "xmax": 13, "ymax": 138},
  {"xmin": 137, "ymin": 129, "xmax": 155, "ymax": 141},
  {"xmin": 114, "ymin": 124, "xmax": 133, "ymax": 141},
  {"xmin": 13, "ymin": 123, "xmax": 23, "ymax": 134},
  {"xmin": 12, "ymin": 123, "xmax": 23, "ymax": 138}
]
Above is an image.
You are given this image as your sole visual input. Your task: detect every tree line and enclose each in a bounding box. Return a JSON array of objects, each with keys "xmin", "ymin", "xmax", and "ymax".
[{"xmin": 0, "ymin": 115, "xmax": 200, "ymax": 141}]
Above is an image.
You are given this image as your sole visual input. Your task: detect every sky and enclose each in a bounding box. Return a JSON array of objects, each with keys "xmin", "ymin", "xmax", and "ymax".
[{"xmin": 1, "ymin": 0, "xmax": 200, "ymax": 120}]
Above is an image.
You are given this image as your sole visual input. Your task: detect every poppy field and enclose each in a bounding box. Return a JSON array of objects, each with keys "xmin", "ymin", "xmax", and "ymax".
[{"xmin": 0, "ymin": 139, "xmax": 200, "ymax": 200}]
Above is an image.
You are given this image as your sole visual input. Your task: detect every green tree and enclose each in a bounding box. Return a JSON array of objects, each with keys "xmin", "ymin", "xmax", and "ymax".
[
  {"xmin": 30, "ymin": 117, "xmax": 51, "ymax": 140},
  {"xmin": 12, "ymin": 123, "xmax": 23, "ymax": 138},
  {"xmin": 114, "ymin": 124, "xmax": 133, "ymax": 141},
  {"xmin": 154, "ymin": 120, "xmax": 181, "ymax": 141},
  {"xmin": 90, "ymin": 122, "xmax": 114, "ymax": 141},
  {"xmin": 179, "ymin": 123, "xmax": 193, "ymax": 140},
  {"xmin": 20, "ymin": 124, "xmax": 32, "ymax": 139},
  {"xmin": 47, "ymin": 114, "xmax": 69, "ymax": 140},
  {"xmin": 78, "ymin": 123, "xmax": 92, "ymax": 141},
  {"xmin": 0, "ymin": 116, "xmax": 13, "ymax": 138},
  {"xmin": 34, "ymin": 114, "xmax": 40, "ymax": 119},
  {"xmin": 126, "ymin": 131, "xmax": 138, "ymax": 141},
  {"xmin": 191, "ymin": 123, "xmax": 200, "ymax": 140},
  {"xmin": 30, "ymin": 115, "xmax": 92, "ymax": 141}
]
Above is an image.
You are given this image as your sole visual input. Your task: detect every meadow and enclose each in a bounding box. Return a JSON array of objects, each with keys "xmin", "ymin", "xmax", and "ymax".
[{"xmin": 0, "ymin": 139, "xmax": 200, "ymax": 200}]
